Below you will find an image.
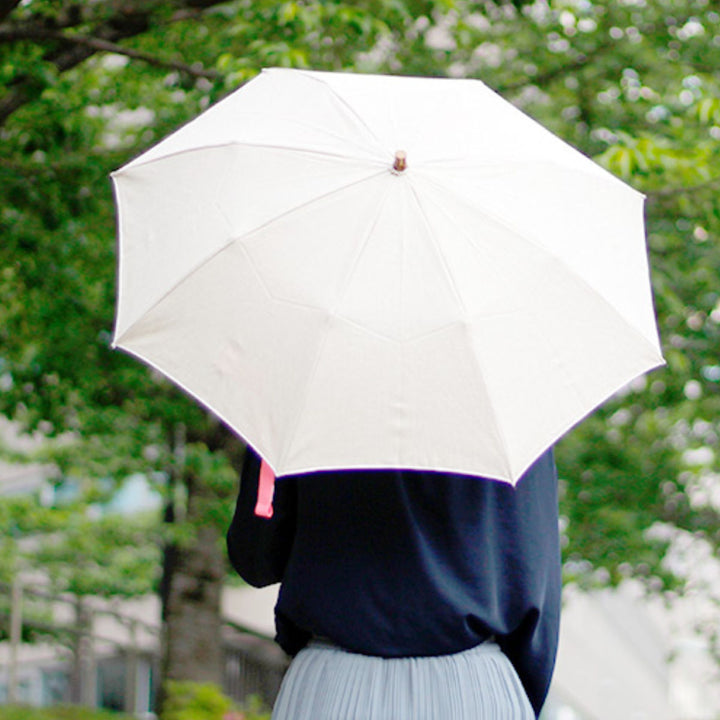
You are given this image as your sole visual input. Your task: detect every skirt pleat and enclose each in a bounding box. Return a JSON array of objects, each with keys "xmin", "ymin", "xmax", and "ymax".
[{"xmin": 271, "ymin": 640, "xmax": 535, "ymax": 719}]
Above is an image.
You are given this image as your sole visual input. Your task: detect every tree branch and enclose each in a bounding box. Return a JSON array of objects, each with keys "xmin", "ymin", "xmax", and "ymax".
[
  {"xmin": 0, "ymin": 35, "xmax": 98, "ymax": 125},
  {"xmin": 0, "ymin": 0, "xmax": 20, "ymax": 24},
  {"xmin": 0, "ymin": 0, "xmax": 230, "ymax": 127},
  {"xmin": 0, "ymin": 27, "xmax": 221, "ymax": 79}
]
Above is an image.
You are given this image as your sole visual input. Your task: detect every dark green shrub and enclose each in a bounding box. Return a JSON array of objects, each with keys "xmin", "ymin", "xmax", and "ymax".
[{"xmin": 0, "ymin": 706, "xmax": 133, "ymax": 720}]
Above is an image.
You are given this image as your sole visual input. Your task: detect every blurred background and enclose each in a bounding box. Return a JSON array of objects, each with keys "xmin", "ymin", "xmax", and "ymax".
[{"xmin": 1, "ymin": 1, "xmax": 719, "ymax": 718}]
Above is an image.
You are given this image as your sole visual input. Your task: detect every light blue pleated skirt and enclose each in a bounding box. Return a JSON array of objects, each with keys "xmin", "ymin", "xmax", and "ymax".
[{"xmin": 271, "ymin": 640, "xmax": 535, "ymax": 719}]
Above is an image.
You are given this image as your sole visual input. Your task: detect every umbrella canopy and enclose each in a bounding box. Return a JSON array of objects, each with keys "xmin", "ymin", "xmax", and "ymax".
[{"xmin": 112, "ymin": 68, "xmax": 664, "ymax": 484}]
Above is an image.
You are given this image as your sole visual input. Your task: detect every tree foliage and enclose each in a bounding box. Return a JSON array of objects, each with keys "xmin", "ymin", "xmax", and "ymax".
[{"xmin": 2, "ymin": 0, "xmax": 720, "ymax": 680}]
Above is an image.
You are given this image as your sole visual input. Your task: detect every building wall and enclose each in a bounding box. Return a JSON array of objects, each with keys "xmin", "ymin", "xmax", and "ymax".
[{"xmin": 548, "ymin": 584, "xmax": 671, "ymax": 720}]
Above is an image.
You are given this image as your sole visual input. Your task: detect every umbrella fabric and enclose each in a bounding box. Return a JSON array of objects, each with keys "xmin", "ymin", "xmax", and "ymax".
[{"xmin": 111, "ymin": 68, "xmax": 664, "ymax": 484}]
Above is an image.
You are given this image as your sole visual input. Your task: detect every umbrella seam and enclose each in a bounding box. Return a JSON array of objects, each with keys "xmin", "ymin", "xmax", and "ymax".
[
  {"xmin": 112, "ymin": 141, "xmax": 386, "ymax": 176},
  {"xmin": 404, "ymin": 181, "xmax": 515, "ymax": 481},
  {"xmin": 292, "ymin": 69, "xmax": 391, "ymax": 159},
  {"xmin": 113, "ymin": 168, "xmax": 389, "ymax": 346},
  {"xmin": 409, "ymin": 178, "xmax": 663, "ymax": 479},
  {"xmin": 274, "ymin": 184, "xmax": 397, "ymax": 473},
  {"xmin": 414, "ymin": 169, "xmax": 659, "ymax": 348},
  {"xmin": 417, "ymin": 157, "xmax": 645, "ymax": 198}
]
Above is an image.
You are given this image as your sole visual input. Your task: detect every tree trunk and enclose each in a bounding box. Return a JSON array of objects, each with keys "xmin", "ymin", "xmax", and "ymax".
[
  {"xmin": 157, "ymin": 467, "xmax": 227, "ymax": 713},
  {"xmin": 69, "ymin": 597, "xmax": 96, "ymax": 706}
]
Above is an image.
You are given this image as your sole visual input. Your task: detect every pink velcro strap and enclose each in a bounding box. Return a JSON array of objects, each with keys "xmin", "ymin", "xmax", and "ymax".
[{"xmin": 254, "ymin": 459, "xmax": 276, "ymax": 518}]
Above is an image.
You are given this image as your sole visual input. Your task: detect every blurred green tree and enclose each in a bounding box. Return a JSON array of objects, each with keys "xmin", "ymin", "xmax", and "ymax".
[{"xmin": 1, "ymin": 0, "xmax": 719, "ymax": 701}]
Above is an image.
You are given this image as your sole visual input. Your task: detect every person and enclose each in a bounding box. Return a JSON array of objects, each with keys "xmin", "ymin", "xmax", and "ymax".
[{"xmin": 227, "ymin": 447, "xmax": 561, "ymax": 719}]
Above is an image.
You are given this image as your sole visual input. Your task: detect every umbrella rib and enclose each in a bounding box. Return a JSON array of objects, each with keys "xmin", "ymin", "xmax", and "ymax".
[
  {"xmin": 274, "ymin": 187, "xmax": 396, "ymax": 473},
  {"xmin": 404, "ymin": 181, "xmax": 515, "ymax": 479},
  {"xmin": 114, "ymin": 168, "xmax": 389, "ymax": 347},
  {"xmin": 260, "ymin": 111, "xmax": 389, "ymax": 160},
  {"xmin": 407, "ymin": 177, "xmax": 663, "ymax": 477},
  {"xmin": 298, "ymin": 70, "xmax": 390, "ymax": 158},
  {"xmin": 414, "ymin": 170, "xmax": 658, "ymax": 347},
  {"xmin": 404, "ymin": 183, "xmax": 575, "ymax": 481},
  {"xmin": 413, "ymin": 169, "xmax": 607, "ymax": 273},
  {"xmin": 113, "ymin": 140, "xmax": 385, "ymax": 176}
]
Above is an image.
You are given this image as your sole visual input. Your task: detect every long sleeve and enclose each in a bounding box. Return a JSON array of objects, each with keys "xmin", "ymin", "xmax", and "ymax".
[{"xmin": 226, "ymin": 448, "xmax": 296, "ymax": 588}]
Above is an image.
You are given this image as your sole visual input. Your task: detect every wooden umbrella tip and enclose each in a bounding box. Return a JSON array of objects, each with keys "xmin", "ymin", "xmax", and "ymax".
[{"xmin": 393, "ymin": 150, "xmax": 407, "ymax": 173}]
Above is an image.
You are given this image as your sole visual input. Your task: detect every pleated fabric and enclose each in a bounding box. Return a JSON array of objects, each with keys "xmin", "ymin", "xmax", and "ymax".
[{"xmin": 271, "ymin": 640, "xmax": 535, "ymax": 720}]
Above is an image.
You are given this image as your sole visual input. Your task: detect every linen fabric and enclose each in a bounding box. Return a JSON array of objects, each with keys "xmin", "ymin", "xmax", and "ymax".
[
  {"xmin": 270, "ymin": 640, "xmax": 535, "ymax": 720},
  {"xmin": 114, "ymin": 68, "xmax": 664, "ymax": 484},
  {"xmin": 227, "ymin": 449, "xmax": 561, "ymax": 717}
]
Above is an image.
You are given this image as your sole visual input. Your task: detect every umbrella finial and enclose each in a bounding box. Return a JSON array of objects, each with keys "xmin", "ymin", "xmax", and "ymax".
[{"xmin": 393, "ymin": 150, "xmax": 407, "ymax": 173}]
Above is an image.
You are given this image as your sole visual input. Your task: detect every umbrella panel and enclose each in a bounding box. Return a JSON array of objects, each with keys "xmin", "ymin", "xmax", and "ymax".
[
  {"xmin": 117, "ymin": 162, "xmax": 661, "ymax": 481},
  {"xmin": 114, "ymin": 69, "xmax": 664, "ymax": 482}
]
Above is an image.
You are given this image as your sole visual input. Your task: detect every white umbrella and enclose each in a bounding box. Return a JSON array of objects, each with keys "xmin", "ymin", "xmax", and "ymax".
[{"xmin": 111, "ymin": 68, "xmax": 664, "ymax": 484}]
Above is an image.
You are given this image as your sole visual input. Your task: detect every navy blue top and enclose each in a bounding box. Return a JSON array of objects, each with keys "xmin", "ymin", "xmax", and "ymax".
[{"xmin": 227, "ymin": 449, "xmax": 561, "ymax": 717}]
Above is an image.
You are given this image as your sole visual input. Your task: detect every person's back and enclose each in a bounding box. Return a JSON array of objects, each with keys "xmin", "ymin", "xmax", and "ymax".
[{"xmin": 227, "ymin": 449, "xmax": 561, "ymax": 718}]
